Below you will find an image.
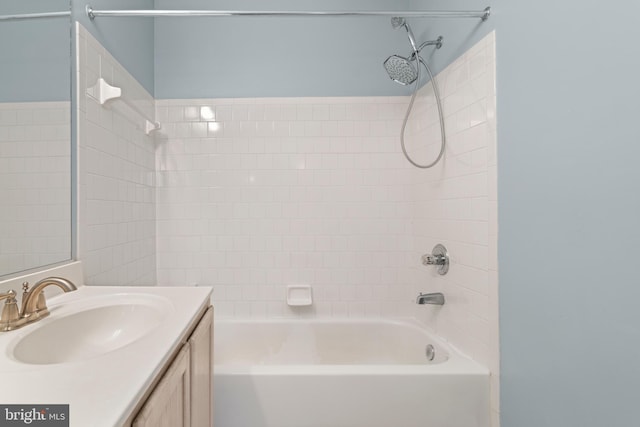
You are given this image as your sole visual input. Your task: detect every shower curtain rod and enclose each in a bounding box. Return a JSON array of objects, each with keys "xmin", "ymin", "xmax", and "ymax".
[
  {"xmin": 0, "ymin": 11, "xmax": 70, "ymax": 21},
  {"xmin": 86, "ymin": 6, "xmax": 490, "ymax": 21}
]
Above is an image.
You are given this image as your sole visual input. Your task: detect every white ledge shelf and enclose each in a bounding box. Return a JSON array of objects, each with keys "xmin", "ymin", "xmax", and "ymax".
[{"xmin": 87, "ymin": 78, "xmax": 160, "ymax": 135}]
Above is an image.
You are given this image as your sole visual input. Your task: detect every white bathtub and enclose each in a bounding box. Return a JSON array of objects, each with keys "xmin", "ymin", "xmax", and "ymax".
[{"xmin": 214, "ymin": 319, "xmax": 489, "ymax": 427}]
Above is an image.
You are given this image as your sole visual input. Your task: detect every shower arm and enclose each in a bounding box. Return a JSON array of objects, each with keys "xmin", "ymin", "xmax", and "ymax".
[
  {"xmin": 406, "ymin": 37, "xmax": 444, "ymax": 61},
  {"xmin": 417, "ymin": 37, "xmax": 443, "ymax": 52}
]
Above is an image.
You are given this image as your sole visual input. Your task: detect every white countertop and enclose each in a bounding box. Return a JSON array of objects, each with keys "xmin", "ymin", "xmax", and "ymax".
[{"xmin": 0, "ymin": 285, "xmax": 212, "ymax": 427}]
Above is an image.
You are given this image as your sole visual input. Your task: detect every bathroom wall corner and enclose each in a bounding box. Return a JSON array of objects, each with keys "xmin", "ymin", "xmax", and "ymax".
[
  {"xmin": 408, "ymin": 30, "xmax": 499, "ymax": 424},
  {"xmin": 76, "ymin": 23, "xmax": 157, "ymax": 286}
]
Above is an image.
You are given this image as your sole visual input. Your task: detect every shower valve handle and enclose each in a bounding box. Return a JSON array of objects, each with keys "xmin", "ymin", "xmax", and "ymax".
[
  {"xmin": 421, "ymin": 244, "xmax": 449, "ymax": 275},
  {"xmin": 422, "ymin": 254, "xmax": 445, "ymax": 266}
]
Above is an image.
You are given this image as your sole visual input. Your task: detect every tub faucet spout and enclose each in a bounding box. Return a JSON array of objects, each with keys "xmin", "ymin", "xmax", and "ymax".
[{"xmin": 416, "ymin": 292, "xmax": 445, "ymax": 305}]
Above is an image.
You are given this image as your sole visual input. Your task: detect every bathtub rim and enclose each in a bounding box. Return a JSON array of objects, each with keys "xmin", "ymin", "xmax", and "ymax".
[{"xmin": 213, "ymin": 317, "xmax": 489, "ymax": 376}]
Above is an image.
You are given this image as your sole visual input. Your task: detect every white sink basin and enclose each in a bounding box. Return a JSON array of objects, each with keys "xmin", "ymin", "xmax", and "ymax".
[
  {"xmin": 0, "ymin": 283, "xmax": 212, "ymax": 427},
  {"xmin": 10, "ymin": 294, "xmax": 172, "ymax": 365}
]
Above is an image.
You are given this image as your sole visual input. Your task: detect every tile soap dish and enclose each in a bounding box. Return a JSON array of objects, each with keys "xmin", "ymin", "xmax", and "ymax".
[{"xmin": 286, "ymin": 285, "xmax": 312, "ymax": 307}]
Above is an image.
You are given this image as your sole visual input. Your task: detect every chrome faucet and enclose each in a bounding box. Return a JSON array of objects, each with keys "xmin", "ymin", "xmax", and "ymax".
[
  {"xmin": 421, "ymin": 244, "xmax": 449, "ymax": 275},
  {"xmin": 416, "ymin": 292, "xmax": 445, "ymax": 305},
  {"xmin": 0, "ymin": 277, "xmax": 77, "ymax": 331}
]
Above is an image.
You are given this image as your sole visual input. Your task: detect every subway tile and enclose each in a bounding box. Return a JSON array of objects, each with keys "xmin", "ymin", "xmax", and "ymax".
[
  {"xmin": 304, "ymin": 121, "xmax": 322, "ymax": 137},
  {"xmin": 215, "ymin": 105, "xmax": 233, "ymax": 121},
  {"xmin": 264, "ymin": 104, "xmax": 282, "ymax": 121},
  {"xmin": 280, "ymin": 104, "xmax": 297, "ymax": 120},
  {"xmin": 184, "ymin": 106, "xmax": 199, "ymax": 121},
  {"xmin": 232, "ymin": 105, "xmax": 249, "ymax": 121},
  {"xmin": 329, "ymin": 104, "xmax": 347, "ymax": 121},
  {"xmin": 289, "ymin": 121, "xmax": 305, "ymax": 137},
  {"xmin": 248, "ymin": 105, "xmax": 265, "ymax": 121},
  {"xmin": 344, "ymin": 104, "xmax": 364, "ymax": 121},
  {"xmin": 191, "ymin": 122, "xmax": 208, "ymax": 138},
  {"xmin": 207, "ymin": 122, "xmax": 223, "ymax": 136},
  {"xmin": 297, "ymin": 104, "xmax": 313, "ymax": 120},
  {"xmin": 312, "ymin": 104, "xmax": 330, "ymax": 120},
  {"xmin": 237, "ymin": 121, "xmax": 256, "ymax": 137}
]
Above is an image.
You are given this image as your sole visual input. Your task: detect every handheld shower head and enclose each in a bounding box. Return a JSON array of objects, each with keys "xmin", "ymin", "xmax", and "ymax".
[
  {"xmin": 391, "ymin": 16, "xmax": 418, "ymax": 53},
  {"xmin": 391, "ymin": 17, "xmax": 406, "ymax": 29}
]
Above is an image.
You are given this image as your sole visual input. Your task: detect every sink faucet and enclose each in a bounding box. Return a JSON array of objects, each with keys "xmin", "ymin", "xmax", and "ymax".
[
  {"xmin": 22, "ymin": 277, "xmax": 77, "ymax": 319},
  {"xmin": 416, "ymin": 292, "xmax": 445, "ymax": 305},
  {"xmin": 0, "ymin": 277, "xmax": 77, "ymax": 331}
]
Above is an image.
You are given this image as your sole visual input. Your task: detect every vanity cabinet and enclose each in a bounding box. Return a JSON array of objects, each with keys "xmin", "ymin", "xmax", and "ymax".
[
  {"xmin": 189, "ymin": 306, "xmax": 214, "ymax": 427},
  {"xmin": 130, "ymin": 306, "xmax": 213, "ymax": 427},
  {"xmin": 132, "ymin": 345, "xmax": 191, "ymax": 427}
]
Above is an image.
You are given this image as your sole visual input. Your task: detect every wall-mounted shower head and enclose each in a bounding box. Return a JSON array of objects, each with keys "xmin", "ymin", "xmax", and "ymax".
[
  {"xmin": 384, "ymin": 34, "xmax": 443, "ymax": 86},
  {"xmin": 383, "ymin": 55, "xmax": 418, "ymax": 86}
]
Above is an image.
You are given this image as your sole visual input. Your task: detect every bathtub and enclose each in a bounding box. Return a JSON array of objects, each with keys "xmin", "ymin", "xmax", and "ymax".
[{"xmin": 213, "ymin": 319, "xmax": 489, "ymax": 427}]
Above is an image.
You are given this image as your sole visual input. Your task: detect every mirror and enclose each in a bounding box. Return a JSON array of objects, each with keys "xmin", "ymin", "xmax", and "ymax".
[{"xmin": 0, "ymin": 0, "xmax": 72, "ymax": 277}]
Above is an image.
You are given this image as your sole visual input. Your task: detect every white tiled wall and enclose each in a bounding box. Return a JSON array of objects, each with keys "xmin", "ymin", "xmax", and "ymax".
[
  {"xmin": 76, "ymin": 23, "xmax": 156, "ymax": 286},
  {"xmin": 407, "ymin": 32, "xmax": 499, "ymax": 423},
  {"xmin": 0, "ymin": 101, "xmax": 71, "ymax": 274},
  {"xmin": 155, "ymin": 30, "xmax": 498, "ymax": 424},
  {"xmin": 155, "ymin": 96, "xmax": 416, "ymax": 317}
]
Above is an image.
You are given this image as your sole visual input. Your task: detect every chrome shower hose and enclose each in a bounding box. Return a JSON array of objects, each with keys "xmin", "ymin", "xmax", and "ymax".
[{"xmin": 400, "ymin": 57, "xmax": 446, "ymax": 169}]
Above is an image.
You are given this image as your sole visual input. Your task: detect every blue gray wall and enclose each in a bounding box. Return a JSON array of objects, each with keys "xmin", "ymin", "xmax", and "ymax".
[
  {"xmin": 0, "ymin": 0, "xmax": 70, "ymax": 102},
  {"xmin": 405, "ymin": 0, "xmax": 492, "ymax": 81},
  {"xmin": 494, "ymin": 0, "xmax": 640, "ymax": 425},
  {"xmin": 153, "ymin": 0, "xmax": 418, "ymax": 98},
  {"xmin": 0, "ymin": 0, "xmax": 155, "ymax": 101},
  {"xmin": 71, "ymin": 0, "xmax": 493, "ymax": 99},
  {"xmin": 73, "ymin": 0, "xmax": 155, "ymax": 95}
]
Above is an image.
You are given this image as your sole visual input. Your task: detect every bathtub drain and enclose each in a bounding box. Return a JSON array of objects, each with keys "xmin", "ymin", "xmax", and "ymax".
[{"xmin": 425, "ymin": 344, "xmax": 435, "ymax": 361}]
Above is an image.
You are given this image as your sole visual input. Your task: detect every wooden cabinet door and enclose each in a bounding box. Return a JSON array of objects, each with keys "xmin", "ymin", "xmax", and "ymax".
[
  {"xmin": 189, "ymin": 307, "xmax": 213, "ymax": 427},
  {"xmin": 133, "ymin": 345, "xmax": 191, "ymax": 427}
]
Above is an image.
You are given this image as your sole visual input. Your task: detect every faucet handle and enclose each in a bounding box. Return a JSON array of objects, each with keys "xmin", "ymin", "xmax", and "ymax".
[
  {"xmin": 421, "ymin": 244, "xmax": 449, "ymax": 275},
  {"xmin": 0, "ymin": 289, "xmax": 17, "ymax": 302},
  {"xmin": 421, "ymin": 254, "xmax": 444, "ymax": 265},
  {"xmin": 22, "ymin": 282, "xmax": 29, "ymax": 292},
  {"xmin": 0, "ymin": 290, "xmax": 20, "ymax": 329}
]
